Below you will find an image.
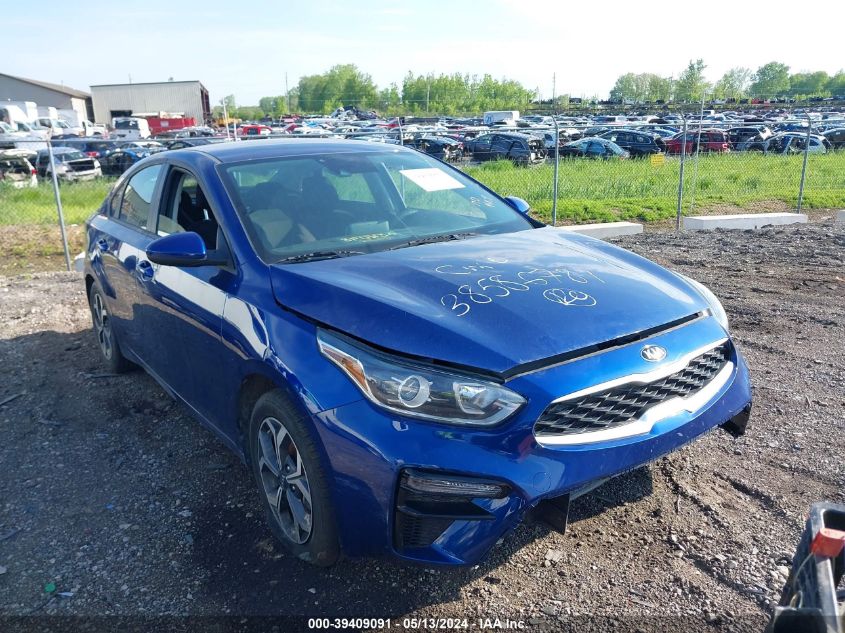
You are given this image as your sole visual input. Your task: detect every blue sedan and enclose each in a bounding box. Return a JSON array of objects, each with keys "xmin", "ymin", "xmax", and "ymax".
[{"xmin": 84, "ymin": 139, "xmax": 752, "ymax": 567}]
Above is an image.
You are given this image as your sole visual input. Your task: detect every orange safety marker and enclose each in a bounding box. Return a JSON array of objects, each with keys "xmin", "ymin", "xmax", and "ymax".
[{"xmin": 810, "ymin": 527, "xmax": 845, "ymax": 558}]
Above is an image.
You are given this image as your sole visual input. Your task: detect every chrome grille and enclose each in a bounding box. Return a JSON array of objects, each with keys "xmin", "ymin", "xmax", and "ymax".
[{"xmin": 534, "ymin": 344, "xmax": 731, "ymax": 438}]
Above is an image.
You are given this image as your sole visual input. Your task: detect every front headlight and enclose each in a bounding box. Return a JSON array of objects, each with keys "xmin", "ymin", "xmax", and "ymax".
[
  {"xmin": 681, "ymin": 275, "xmax": 729, "ymax": 332},
  {"xmin": 317, "ymin": 330, "xmax": 525, "ymax": 426}
]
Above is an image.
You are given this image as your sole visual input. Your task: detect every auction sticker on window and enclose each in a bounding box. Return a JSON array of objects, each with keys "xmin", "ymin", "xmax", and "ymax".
[{"xmin": 400, "ymin": 168, "xmax": 465, "ymax": 192}]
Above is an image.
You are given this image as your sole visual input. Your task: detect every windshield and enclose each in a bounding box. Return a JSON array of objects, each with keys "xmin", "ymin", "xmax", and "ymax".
[
  {"xmin": 115, "ymin": 119, "xmax": 140, "ymax": 130},
  {"xmin": 221, "ymin": 149, "xmax": 533, "ymax": 263},
  {"xmin": 58, "ymin": 151, "xmax": 86, "ymax": 161}
]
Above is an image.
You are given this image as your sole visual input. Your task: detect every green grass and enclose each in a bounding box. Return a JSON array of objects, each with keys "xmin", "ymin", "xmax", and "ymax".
[
  {"xmin": 464, "ymin": 151, "xmax": 845, "ymax": 223},
  {"xmin": 0, "ymin": 178, "xmax": 117, "ymax": 225},
  {"xmin": 3, "ymin": 151, "xmax": 845, "ymax": 226}
]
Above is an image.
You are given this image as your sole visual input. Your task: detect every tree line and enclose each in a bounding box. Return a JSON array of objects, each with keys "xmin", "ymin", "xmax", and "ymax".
[
  {"xmin": 213, "ymin": 64, "xmax": 538, "ymax": 119},
  {"xmin": 213, "ymin": 61, "xmax": 845, "ymax": 120},
  {"xmin": 609, "ymin": 60, "xmax": 845, "ymax": 104}
]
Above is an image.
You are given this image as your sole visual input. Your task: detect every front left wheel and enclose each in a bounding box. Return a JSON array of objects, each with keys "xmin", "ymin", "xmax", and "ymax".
[{"xmin": 248, "ymin": 390, "xmax": 340, "ymax": 567}]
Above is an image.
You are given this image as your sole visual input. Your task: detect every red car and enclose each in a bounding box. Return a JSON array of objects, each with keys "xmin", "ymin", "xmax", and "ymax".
[
  {"xmin": 665, "ymin": 129, "xmax": 730, "ymax": 154},
  {"xmin": 239, "ymin": 124, "xmax": 272, "ymax": 137}
]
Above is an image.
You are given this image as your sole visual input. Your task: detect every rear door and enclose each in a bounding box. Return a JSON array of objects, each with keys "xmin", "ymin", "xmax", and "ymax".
[
  {"xmin": 491, "ymin": 135, "xmax": 515, "ymax": 160},
  {"xmin": 470, "ymin": 134, "xmax": 492, "ymax": 160},
  {"xmin": 92, "ymin": 162, "xmax": 165, "ymax": 359}
]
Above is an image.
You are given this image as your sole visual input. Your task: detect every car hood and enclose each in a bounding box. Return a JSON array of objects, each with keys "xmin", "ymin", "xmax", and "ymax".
[{"xmin": 269, "ymin": 227, "xmax": 709, "ymax": 374}]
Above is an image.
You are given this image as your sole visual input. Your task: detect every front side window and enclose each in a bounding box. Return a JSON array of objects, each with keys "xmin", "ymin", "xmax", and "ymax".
[
  {"xmin": 119, "ymin": 164, "xmax": 162, "ymax": 229},
  {"xmin": 157, "ymin": 169, "xmax": 219, "ymax": 250},
  {"xmin": 221, "ymin": 150, "xmax": 532, "ymax": 263}
]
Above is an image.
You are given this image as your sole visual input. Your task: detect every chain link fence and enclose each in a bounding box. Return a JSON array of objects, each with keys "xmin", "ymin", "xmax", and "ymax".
[{"xmin": 1, "ymin": 117, "xmax": 843, "ymax": 274}]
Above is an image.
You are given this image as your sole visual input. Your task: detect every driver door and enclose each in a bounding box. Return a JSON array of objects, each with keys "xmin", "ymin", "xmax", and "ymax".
[{"xmin": 137, "ymin": 167, "xmax": 237, "ymax": 420}]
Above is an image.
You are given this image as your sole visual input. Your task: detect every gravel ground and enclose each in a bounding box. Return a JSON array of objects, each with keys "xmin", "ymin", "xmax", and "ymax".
[{"xmin": 0, "ymin": 220, "xmax": 843, "ymax": 632}]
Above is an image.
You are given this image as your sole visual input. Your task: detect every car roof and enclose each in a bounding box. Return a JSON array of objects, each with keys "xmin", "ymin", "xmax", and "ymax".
[
  {"xmin": 189, "ymin": 137, "xmax": 414, "ymax": 162},
  {"xmin": 0, "ymin": 152, "xmax": 31, "ymax": 161},
  {"xmin": 38, "ymin": 147, "xmax": 79, "ymax": 155}
]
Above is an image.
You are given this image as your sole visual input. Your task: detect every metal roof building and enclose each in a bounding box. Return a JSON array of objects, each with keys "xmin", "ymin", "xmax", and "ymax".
[
  {"xmin": 90, "ymin": 80, "xmax": 211, "ymax": 125},
  {"xmin": 0, "ymin": 73, "xmax": 92, "ymax": 120}
]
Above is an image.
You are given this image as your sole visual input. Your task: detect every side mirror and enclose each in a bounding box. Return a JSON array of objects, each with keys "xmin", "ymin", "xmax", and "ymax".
[
  {"xmin": 146, "ymin": 232, "xmax": 212, "ymax": 267},
  {"xmin": 504, "ymin": 196, "xmax": 531, "ymax": 215}
]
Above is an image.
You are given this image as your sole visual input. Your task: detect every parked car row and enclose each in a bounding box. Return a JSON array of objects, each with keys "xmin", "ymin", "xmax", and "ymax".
[{"xmin": 5, "ymin": 109, "xmax": 844, "ymax": 185}]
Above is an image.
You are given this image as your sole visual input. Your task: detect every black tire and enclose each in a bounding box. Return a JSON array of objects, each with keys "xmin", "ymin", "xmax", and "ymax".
[
  {"xmin": 88, "ymin": 282, "xmax": 133, "ymax": 373},
  {"xmin": 248, "ymin": 390, "xmax": 340, "ymax": 567}
]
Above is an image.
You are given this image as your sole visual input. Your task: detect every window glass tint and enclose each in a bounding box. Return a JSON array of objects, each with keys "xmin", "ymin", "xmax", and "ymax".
[
  {"xmin": 324, "ymin": 171, "xmax": 374, "ymax": 203},
  {"xmin": 221, "ymin": 150, "xmax": 531, "ymax": 263},
  {"xmin": 119, "ymin": 164, "xmax": 162, "ymax": 229},
  {"xmin": 157, "ymin": 170, "xmax": 218, "ymax": 249},
  {"xmin": 108, "ymin": 183, "xmax": 124, "ymax": 217},
  {"xmin": 492, "ymin": 136, "xmax": 512, "ymax": 151}
]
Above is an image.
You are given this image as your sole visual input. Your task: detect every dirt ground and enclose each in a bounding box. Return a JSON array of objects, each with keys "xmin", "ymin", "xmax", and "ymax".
[{"xmin": 0, "ymin": 219, "xmax": 843, "ymax": 632}]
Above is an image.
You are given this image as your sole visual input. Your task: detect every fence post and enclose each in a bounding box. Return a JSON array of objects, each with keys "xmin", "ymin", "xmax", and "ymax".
[
  {"xmin": 552, "ymin": 116, "xmax": 559, "ymax": 226},
  {"xmin": 46, "ymin": 139, "xmax": 72, "ymax": 272},
  {"xmin": 675, "ymin": 116, "xmax": 688, "ymax": 232},
  {"xmin": 222, "ymin": 100, "xmax": 231, "ymax": 140},
  {"xmin": 796, "ymin": 113, "xmax": 812, "ymax": 214}
]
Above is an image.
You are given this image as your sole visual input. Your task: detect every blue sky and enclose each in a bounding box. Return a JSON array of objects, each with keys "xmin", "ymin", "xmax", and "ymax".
[{"xmin": 7, "ymin": 0, "xmax": 844, "ymax": 106}]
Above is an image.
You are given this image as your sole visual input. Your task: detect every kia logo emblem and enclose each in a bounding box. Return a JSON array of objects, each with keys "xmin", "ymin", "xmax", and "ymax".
[{"xmin": 641, "ymin": 345, "xmax": 667, "ymax": 362}]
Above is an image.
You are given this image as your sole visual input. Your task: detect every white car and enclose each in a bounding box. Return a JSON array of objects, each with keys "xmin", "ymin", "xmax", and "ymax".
[
  {"xmin": 35, "ymin": 147, "xmax": 102, "ymax": 181},
  {"xmin": 0, "ymin": 150, "xmax": 37, "ymax": 188}
]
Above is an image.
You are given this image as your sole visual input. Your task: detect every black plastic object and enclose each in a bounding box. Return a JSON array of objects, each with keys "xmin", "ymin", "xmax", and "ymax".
[
  {"xmin": 722, "ymin": 403, "xmax": 752, "ymax": 437},
  {"xmin": 768, "ymin": 502, "xmax": 845, "ymax": 633},
  {"xmin": 536, "ymin": 493, "xmax": 571, "ymax": 534}
]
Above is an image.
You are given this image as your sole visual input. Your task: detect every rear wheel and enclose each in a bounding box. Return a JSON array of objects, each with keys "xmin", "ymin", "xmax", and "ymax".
[
  {"xmin": 248, "ymin": 390, "xmax": 340, "ymax": 566},
  {"xmin": 88, "ymin": 283, "xmax": 133, "ymax": 373}
]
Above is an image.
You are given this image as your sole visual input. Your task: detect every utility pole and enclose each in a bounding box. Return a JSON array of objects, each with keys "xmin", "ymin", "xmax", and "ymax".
[
  {"xmin": 552, "ymin": 72, "xmax": 556, "ymax": 115},
  {"xmin": 285, "ymin": 72, "xmax": 290, "ymax": 113},
  {"xmin": 426, "ymin": 74, "xmax": 431, "ymax": 114}
]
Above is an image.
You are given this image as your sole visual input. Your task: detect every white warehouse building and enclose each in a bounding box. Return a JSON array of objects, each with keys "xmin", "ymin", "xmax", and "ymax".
[
  {"xmin": 0, "ymin": 73, "xmax": 92, "ymax": 121},
  {"xmin": 90, "ymin": 80, "xmax": 211, "ymax": 125}
]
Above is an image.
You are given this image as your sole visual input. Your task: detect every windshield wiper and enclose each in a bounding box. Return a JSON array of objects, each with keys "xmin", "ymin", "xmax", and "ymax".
[
  {"xmin": 388, "ymin": 232, "xmax": 480, "ymax": 251},
  {"xmin": 276, "ymin": 249, "xmax": 366, "ymax": 264}
]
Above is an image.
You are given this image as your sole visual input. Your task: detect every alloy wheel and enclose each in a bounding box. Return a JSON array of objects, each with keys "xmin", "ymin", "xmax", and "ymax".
[
  {"xmin": 257, "ymin": 416, "xmax": 313, "ymax": 544},
  {"xmin": 92, "ymin": 292, "xmax": 113, "ymax": 360}
]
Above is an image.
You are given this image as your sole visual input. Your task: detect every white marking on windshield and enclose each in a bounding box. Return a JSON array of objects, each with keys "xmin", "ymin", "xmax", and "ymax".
[{"xmin": 399, "ymin": 167, "xmax": 465, "ymax": 192}]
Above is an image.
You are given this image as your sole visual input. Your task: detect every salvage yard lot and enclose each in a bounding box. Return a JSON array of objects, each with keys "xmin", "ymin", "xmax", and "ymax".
[
  {"xmin": 2, "ymin": 151, "xmax": 845, "ymax": 227},
  {"xmin": 0, "ymin": 221, "xmax": 842, "ymax": 631}
]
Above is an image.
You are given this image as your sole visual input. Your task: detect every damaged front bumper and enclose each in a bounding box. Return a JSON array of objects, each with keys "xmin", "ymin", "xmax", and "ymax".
[{"xmin": 311, "ymin": 314, "xmax": 753, "ymax": 565}]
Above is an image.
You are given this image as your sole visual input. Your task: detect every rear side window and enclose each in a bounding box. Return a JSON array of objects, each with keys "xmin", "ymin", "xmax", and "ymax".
[{"xmin": 119, "ymin": 164, "xmax": 162, "ymax": 230}]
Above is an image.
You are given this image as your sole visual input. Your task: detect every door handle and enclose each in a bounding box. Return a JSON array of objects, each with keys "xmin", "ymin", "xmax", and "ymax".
[
  {"xmin": 96, "ymin": 238, "xmax": 109, "ymax": 252},
  {"xmin": 136, "ymin": 260, "xmax": 154, "ymax": 281}
]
